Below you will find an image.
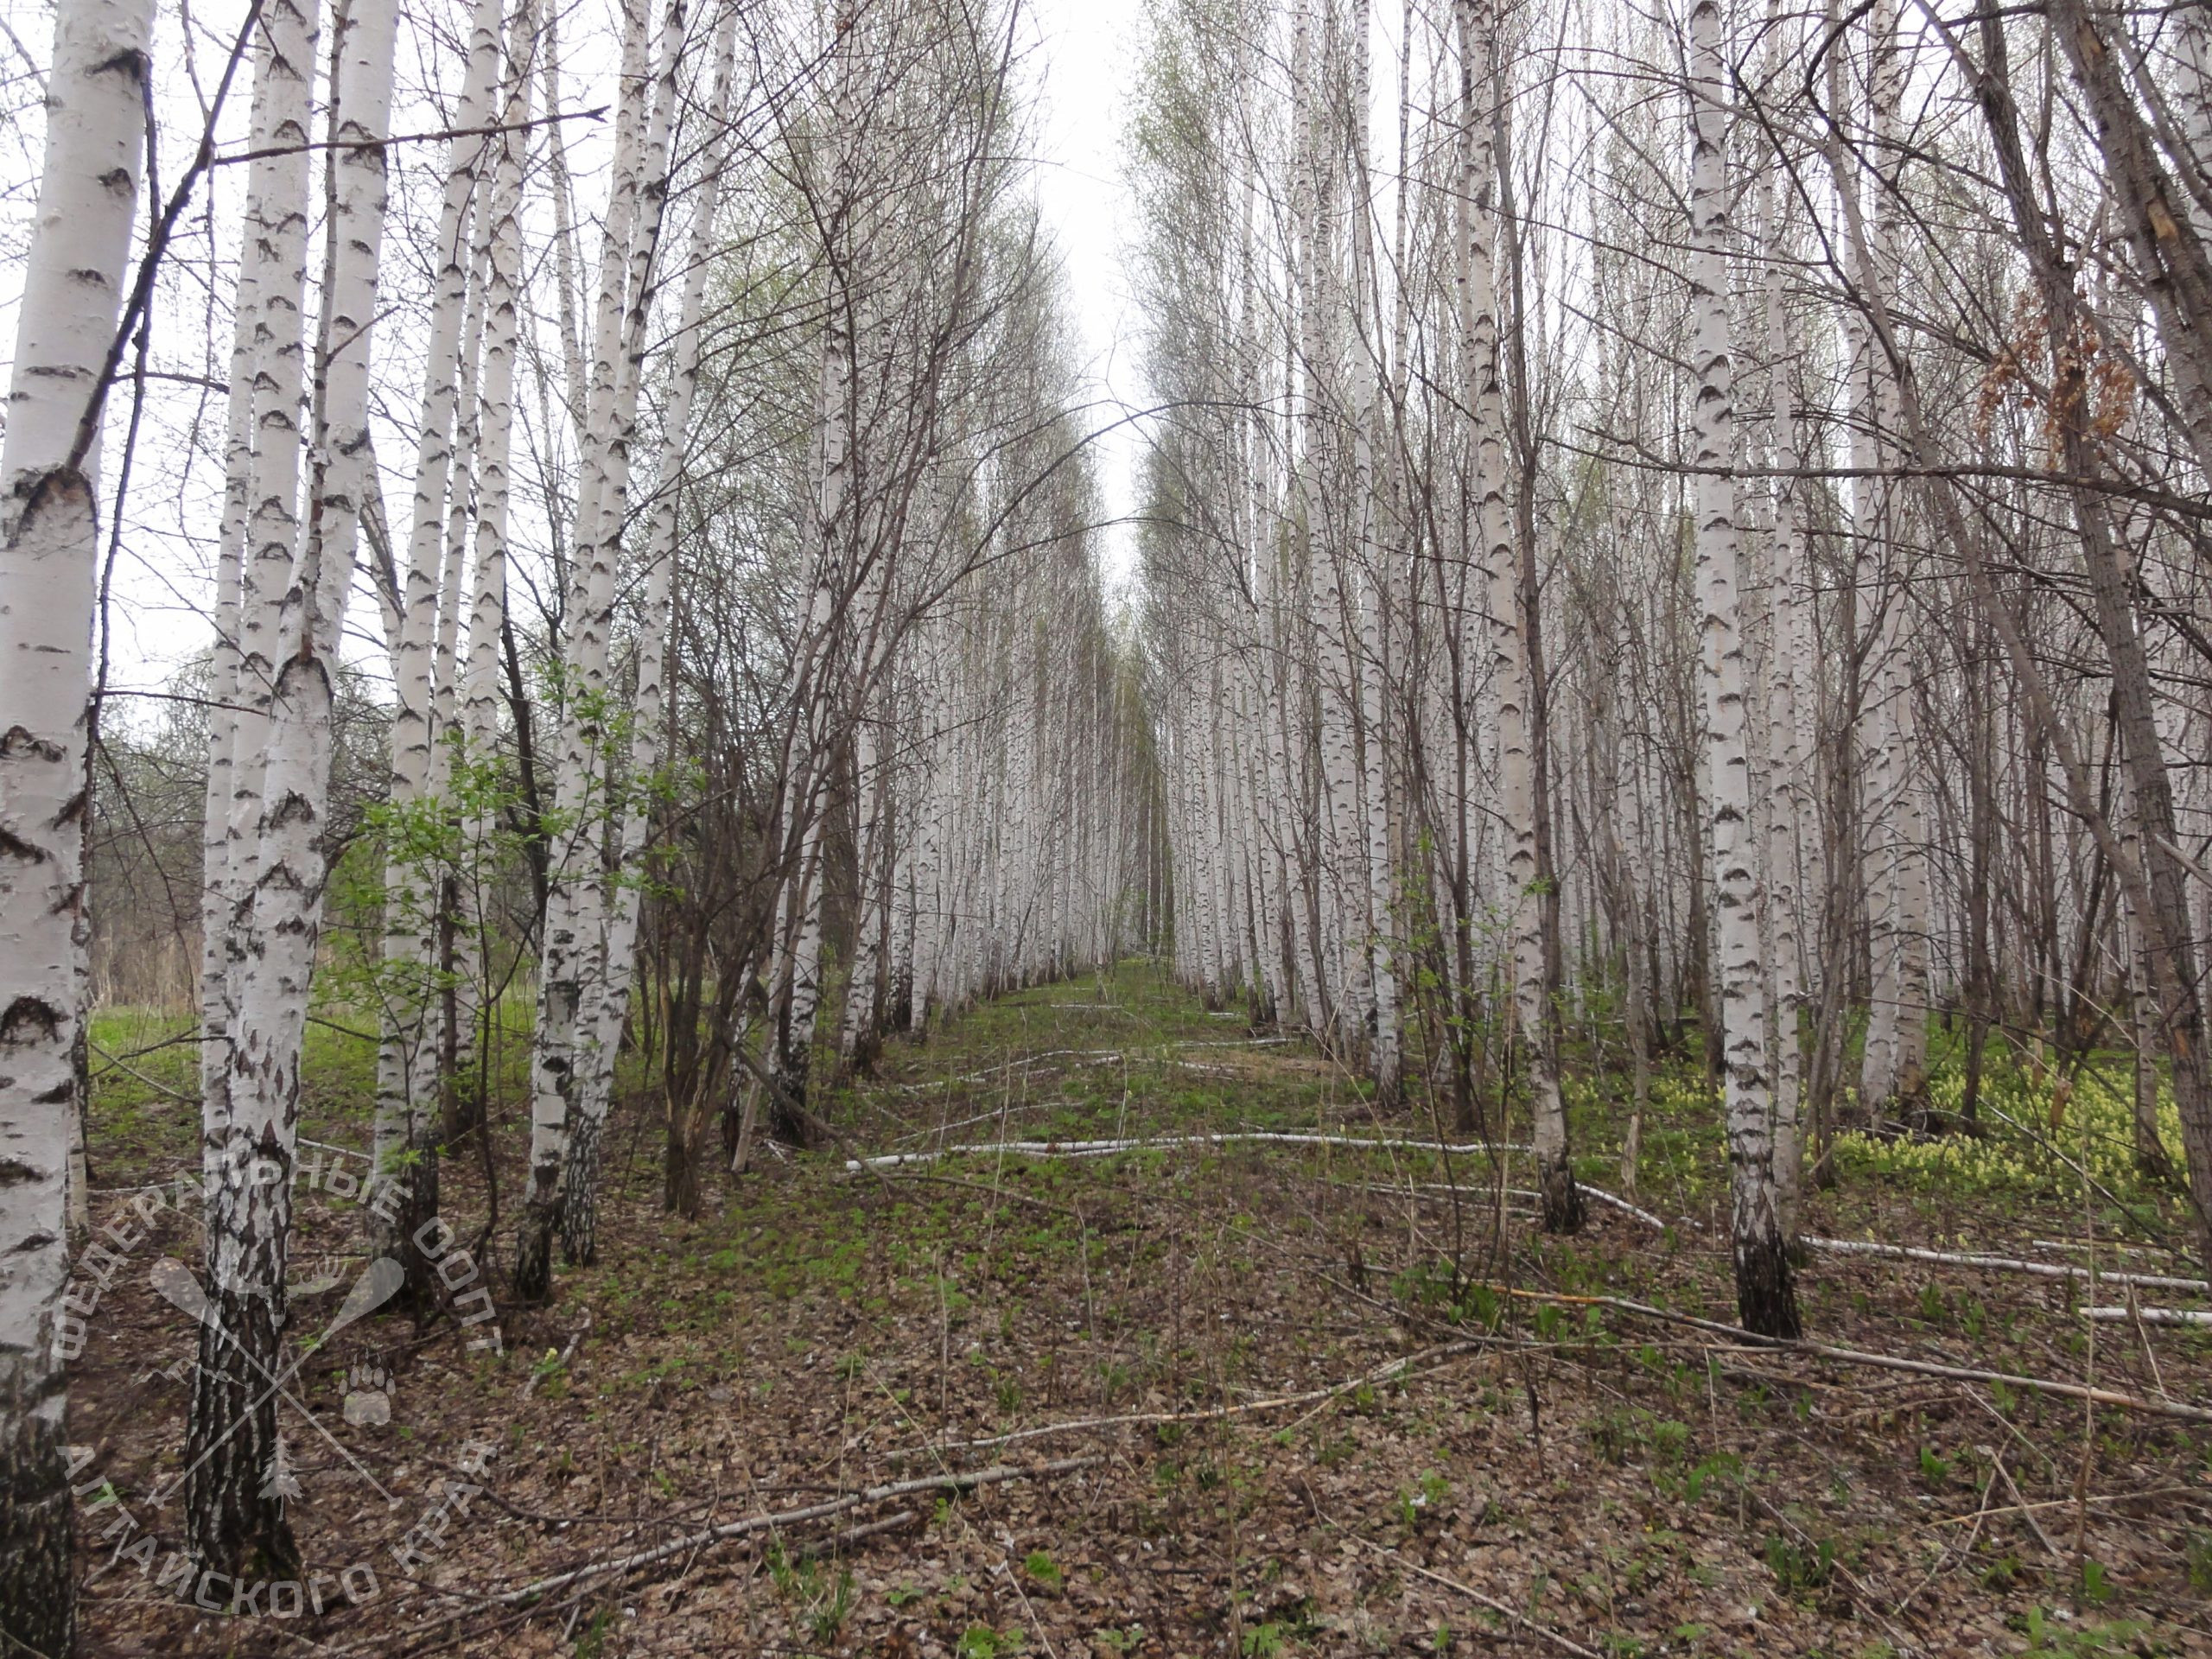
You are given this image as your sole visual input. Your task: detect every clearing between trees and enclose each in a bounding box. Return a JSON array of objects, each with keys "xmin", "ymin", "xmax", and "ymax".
[{"xmin": 71, "ymin": 963, "xmax": 2212, "ymax": 1656}]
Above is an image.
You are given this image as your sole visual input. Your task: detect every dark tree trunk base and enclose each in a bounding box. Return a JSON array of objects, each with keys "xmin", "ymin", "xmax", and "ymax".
[
  {"xmin": 1537, "ymin": 1158, "xmax": 1585, "ymax": 1234},
  {"xmin": 186, "ymin": 1286, "xmax": 302, "ymax": 1583},
  {"xmin": 1735, "ymin": 1229, "xmax": 1803, "ymax": 1339},
  {"xmin": 667, "ymin": 1096, "xmax": 709, "ymax": 1217},
  {"xmin": 513, "ymin": 1203, "xmax": 556, "ymax": 1302},
  {"xmin": 561, "ymin": 1119, "xmax": 602, "ymax": 1268},
  {"xmin": 0, "ymin": 1368, "xmax": 73, "ymax": 1659},
  {"xmin": 767, "ymin": 1056, "xmax": 821, "ymax": 1147},
  {"xmin": 400, "ymin": 1142, "xmax": 442, "ymax": 1312}
]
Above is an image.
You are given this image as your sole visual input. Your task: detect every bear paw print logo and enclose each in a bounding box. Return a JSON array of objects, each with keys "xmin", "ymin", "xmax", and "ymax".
[{"xmin": 341, "ymin": 1359, "xmax": 393, "ymax": 1427}]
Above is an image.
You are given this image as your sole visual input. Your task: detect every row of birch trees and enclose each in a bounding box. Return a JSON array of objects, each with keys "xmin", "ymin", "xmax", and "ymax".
[
  {"xmin": 1131, "ymin": 0, "xmax": 2212, "ymax": 1339},
  {"xmin": 0, "ymin": 0, "xmax": 1154, "ymax": 1639}
]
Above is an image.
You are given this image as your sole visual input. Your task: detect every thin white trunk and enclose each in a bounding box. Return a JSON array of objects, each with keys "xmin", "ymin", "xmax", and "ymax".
[
  {"xmin": 1689, "ymin": 0, "xmax": 1796, "ymax": 1337},
  {"xmin": 518, "ymin": 0, "xmax": 661, "ymax": 1299},
  {"xmin": 1457, "ymin": 0, "xmax": 1577, "ymax": 1229},
  {"xmin": 1349, "ymin": 0, "xmax": 1399, "ymax": 1101},
  {"xmin": 369, "ymin": 0, "xmax": 502, "ymax": 1278},
  {"xmin": 566, "ymin": 9, "xmax": 741, "ymax": 1263},
  {"xmin": 453, "ymin": 3, "xmax": 536, "ymax": 1109},
  {"xmin": 1758, "ymin": 71, "xmax": 1808, "ymax": 1242}
]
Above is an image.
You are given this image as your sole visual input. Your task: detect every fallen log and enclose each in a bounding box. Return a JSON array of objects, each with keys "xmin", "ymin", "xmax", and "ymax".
[{"xmin": 1807, "ymin": 1236, "xmax": 2207, "ymax": 1295}]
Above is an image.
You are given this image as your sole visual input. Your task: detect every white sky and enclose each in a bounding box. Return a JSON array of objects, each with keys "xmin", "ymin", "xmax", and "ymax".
[{"xmin": 1026, "ymin": 0, "xmax": 1147, "ymax": 598}]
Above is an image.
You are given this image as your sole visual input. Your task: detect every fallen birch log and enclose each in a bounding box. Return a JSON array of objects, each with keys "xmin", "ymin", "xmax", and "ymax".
[
  {"xmin": 1806, "ymin": 1236, "xmax": 2207, "ymax": 1294},
  {"xmin": 2086, "ymin": 1306, "xmax": 2212, "ymax": 1326}
]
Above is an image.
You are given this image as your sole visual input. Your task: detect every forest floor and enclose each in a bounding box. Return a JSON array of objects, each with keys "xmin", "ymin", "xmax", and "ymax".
[{"xmin": 67, "ymin": 963, "xmax": 2212, "ymax": 1657}]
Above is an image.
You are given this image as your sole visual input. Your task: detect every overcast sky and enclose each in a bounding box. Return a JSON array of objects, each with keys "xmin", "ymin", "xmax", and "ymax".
[{"xmin": 1027, "ymin": 0, "xmax": 1147, "ymax": 598}]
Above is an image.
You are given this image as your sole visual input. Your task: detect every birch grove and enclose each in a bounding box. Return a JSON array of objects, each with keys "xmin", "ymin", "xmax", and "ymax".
[
  {"xmin": 1131, "ymin": 0, "xmax": 2212, "ymax": 1325},
  {"xmin": 11, "ymin": 0, "xmax": 2212, "ymax": 1637}
]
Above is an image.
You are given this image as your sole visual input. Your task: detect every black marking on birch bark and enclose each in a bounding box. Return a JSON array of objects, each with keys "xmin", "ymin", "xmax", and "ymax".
[{"xmin": 0, "ymin": 997, "xmax": 65, "ymax": 1045}]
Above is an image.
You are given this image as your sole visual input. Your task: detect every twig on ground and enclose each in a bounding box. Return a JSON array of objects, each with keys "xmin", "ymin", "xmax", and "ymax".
[
  {"xmin": 521, "ymin": 1313, "xmax": 592, "ymax": 1401},
  {"xmin": 798, "ymin": 1509, "xmax": 919, "ymax": 1557},
  {"xmin": 481, "ymin": 1455, "xmax": 1103, "ymax": 1605},
  {"xmin": 1994, "ymin": 1453, "xmax": 2068, "ymax": 1563},
  {"xmin": 1931, "ymin": 1484, "xmax": 2198, "ymax": 1528},
  {"xmin": 1349, "ymin": 1537, "xmax": 1603, "ymax": 1659},
  {"xmin": 1457, "ymin": 1281, "xmax": 2212, "ymax": 1423},
  {"xmin": 886, "ymin": 1340, "xmax": 1485, "ymax": 1458}
]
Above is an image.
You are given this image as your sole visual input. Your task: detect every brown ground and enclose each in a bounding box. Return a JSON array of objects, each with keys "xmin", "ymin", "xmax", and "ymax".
[{"xmin": 68, "ymin": 967, "xmax": 2212, "ymax": 1656}]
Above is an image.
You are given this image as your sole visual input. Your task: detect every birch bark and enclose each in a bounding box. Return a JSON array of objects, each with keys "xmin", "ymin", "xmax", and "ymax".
[
  {"xmin": 552, "ymin": 0, "xmax": 688, "ymax": 1257},
  {"xmin": 1688, "ymin": 0, "xmax": 1797, "ymax": 1335},
  {"xmin": 368, "ymin": 0, "xmax": 502, "ymax": 1287},
  {"xmin": 1349, "ymin": 0, "xmax": 1401, "ymax": 1103},
  {"xmin": 454, "ymin": 2, "xmax": 535, "ymax": 1141},
  {"xmin": 1456, "ymin": 0, "xmax": 1580, "ymax": 1229},
  {"xmin": 0, "ymin": 0, "xmax": 154, "ymax": 1637},
  {"xmin": 517, "ymin": 0, "xmax": 658, "ymax": 1299},
  {"xmin": 191, "ymin": 0, "xmax": 401, "ymax": 1568},
  {"xmin": 565, "ymin": 8, "xmax": 741, "ymax": 1266}
]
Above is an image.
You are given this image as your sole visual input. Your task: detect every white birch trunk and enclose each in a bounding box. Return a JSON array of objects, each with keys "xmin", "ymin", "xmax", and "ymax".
[
  {"xmin": 453, "ymin": 3, "xmax": 536, "ymax": 1124},
  {"xmin": 192, "ymin": 0, "xmax": 400, "ymax": 1569},
  {"xmin": 368, "ymin": 0, "xmax": 502, "ymax": 1284},
  {"xmin": 565, "ymin": 9, "xmax": 741, "ymax": 1265},
  {"xmin": 518, "ymin": 0, "xmax": 660, "ymax": 1299},
  {"xmin": 1688, "ymin": 0, "xmax": 1797, "ymax": 1336},
  {"xmin": 1758, "ymin": 73, "xmax": 1808, "ymax": 1242},
  {"xmin": 0, "ymin": 0, "xmax": 154, "ymax": 1636},
  {"xmin": 1349, "ymin": 0, "xmax": 1400, "ymax": 1102},
  {"xmin": 1456, "ymin": 0, "xmax": 1579, "ymax": 1229}
]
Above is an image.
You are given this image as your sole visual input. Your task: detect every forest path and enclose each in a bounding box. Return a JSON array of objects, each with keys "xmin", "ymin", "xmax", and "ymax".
[{"xmin": 73, "ymin": 963, "xmax": 2212, "ymax": 1655}]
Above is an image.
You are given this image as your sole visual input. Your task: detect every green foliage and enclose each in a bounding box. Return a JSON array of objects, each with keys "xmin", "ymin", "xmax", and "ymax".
[
  {"xmin": 2185, "ymin": 1531, "xmax": 2212, "ymax": 1594},
  {"xmin": 766, "ymin": 1541, "xmax": 855, "ymax": 1644},
  {"xmin": 573, "ymin": 1605, "xmax": 617, "ymax": 1657},
  {"xmin": 2078, "ymin": 1559, "xmax": 2114, "ymax": 1605},
  {"xmin": 1832, "ymin": 1053, "xmax": 2183, "ymax": 1203},
  {"xmin": 1917, "ymin": 1446, "xmax": 1951, "ymax": 1489},
  {"xmin": 2016, "ymin": 1607, "xmax": 2162, "ymax": 1657},
  {"xmin": 531, "ymin": 1347, "xmax": 569, "ymax": 1401},
  {"xmin": 1396, "ymin": 1469, "xmax": 1451, "ymax": 1527},
  {"xmin": 1763, "ymin": 1532, "xmax": 1835, "ymax": 1594}
]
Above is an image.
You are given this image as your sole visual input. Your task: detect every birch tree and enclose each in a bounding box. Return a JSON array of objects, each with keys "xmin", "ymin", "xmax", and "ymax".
[
  {"xmin": 1686, "ymin": 0, "xmax": 1796, "ymax": 1335},
  {"xmin": 0, "ymin": 0, "xmax": 156, "ymax": 1637},
  {"xmin": 516, "ymin": 0, "xmax": 668, "ymax": 1299},
  {"xmin": 187, "ymin": 0, "xmax": 403, "ymax": 1573}
]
